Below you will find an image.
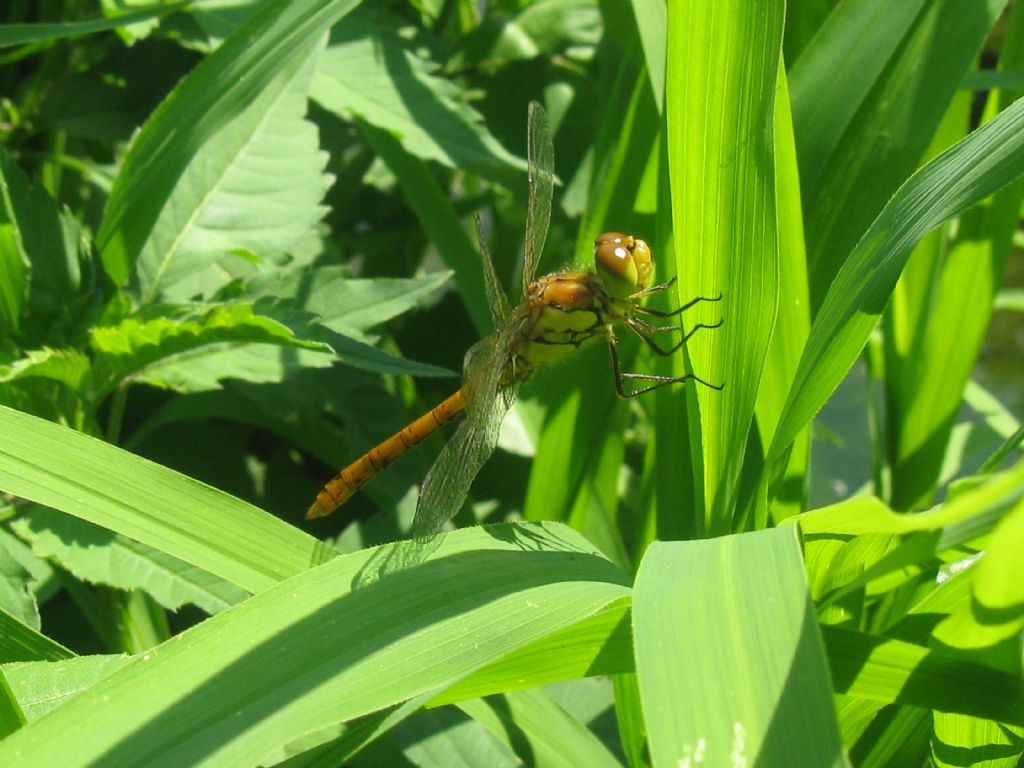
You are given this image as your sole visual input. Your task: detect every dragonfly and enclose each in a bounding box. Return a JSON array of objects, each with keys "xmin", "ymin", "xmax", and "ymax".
[{"xmin": 308, "ymin": 102, "xmax": 722, "ymax": 536}]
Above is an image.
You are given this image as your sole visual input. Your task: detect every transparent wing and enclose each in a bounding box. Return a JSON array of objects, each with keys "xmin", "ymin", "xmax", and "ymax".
[
  {"xmin": 523, "ymin": 100, "xmax": 554, "ymax": 295},
  {"xmin": 412, "ymin": 334, "xmax": 516, "ymax": 539},
  {"xmin": 474, "ymin": 212, "xmax": 510, "ymax": 328}
]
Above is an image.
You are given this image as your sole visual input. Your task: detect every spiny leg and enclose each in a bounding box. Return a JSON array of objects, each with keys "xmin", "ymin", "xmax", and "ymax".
[
  {"xmin": 626, "ymin": 315, "xmax": 723, "ymax": 357},
  {"xmin": 630, "ymin": 290, "xmax": 723, "ymax": 318},
  {"xmin": 605, "ymin": 326, "xmax": 722, "ymax": 398}
]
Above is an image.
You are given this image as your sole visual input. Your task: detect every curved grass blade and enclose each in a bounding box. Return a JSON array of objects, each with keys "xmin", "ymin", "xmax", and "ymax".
[{"xmin": 768, "ymin": 92, "xmax": 1024, "ymax": 476}]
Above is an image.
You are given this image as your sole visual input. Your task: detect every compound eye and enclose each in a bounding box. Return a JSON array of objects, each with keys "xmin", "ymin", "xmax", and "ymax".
[{"xmin": 593, "ymin": 232, "xmax": 638, "ymax": 299}]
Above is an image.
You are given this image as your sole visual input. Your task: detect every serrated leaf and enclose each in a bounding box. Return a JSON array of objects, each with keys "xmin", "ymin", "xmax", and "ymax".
[
  {"xmin": 96, "ymin": 0, "xmax": 358, "ymax": 290},
  {"xmin": 11, "ymin": 508, "xmax": 248, "ymax": 615},
  {"xmin": 88, "ymin": 302, "xmax": 332, "ymax": 397},
  {"xmin": 0, "ymin": 349, "xmax": 91, "ymax": 392},
  {"xmin": 131, "ymin": 40, "xmax": 332, "ymax": 302}
]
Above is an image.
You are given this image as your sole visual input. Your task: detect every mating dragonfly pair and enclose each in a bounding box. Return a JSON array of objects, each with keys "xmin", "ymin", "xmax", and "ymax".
[{"xmin": 308, "ymin": 102, "xmax": 721, "ymax": 536}]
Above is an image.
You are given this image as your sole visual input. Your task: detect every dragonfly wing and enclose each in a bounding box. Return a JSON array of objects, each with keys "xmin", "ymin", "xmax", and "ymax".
[
  {"xmin": 412, "ymin": 335, "xmax": 515, "ymax": 539},
  {"xmin": 474, "ymin": 212, "xmax": 511, "ymax": 327},
  {"xmin": 523, "ymin": 101, "xmax": 554, "ymax": 294}
]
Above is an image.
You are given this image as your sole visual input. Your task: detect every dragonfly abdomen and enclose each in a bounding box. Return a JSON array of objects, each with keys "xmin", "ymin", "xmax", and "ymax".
[{"xmin": 306, "ymin": 389, "xmax": 468, "ymax": 519}]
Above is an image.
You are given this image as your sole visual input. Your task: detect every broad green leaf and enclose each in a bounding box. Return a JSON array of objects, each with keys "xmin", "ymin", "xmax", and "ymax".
[
  {"xmin": 237, "ymin": 268, "xmax": 453, "ymax": 338},
  {"xmin": 768, "ymin": 93, "xmax": 1024, "ymax": 478},
  {"xmin": 932, "ymin": 495, "xmax": 1024, "ymax": 650},
  {"xmin": 0, "ymin": 405, "xmax": 326, "ymax": 594},
  {"xmin": 667, "ymin": 0, "xmax": 783, "ymax": 531},
  {"xmin": 97, "ymin": 0, "xmax": 359, "ymax": 286},
  {"xmin": 633, "ymin": 528, "xmax": 844, "ymax": 767},
  {"xmin": 631, "ymin": 0, "xmax": 667, "ymax": 111},
  {"xmin": 794, "ymin": 462, "xmax": 1024, "ymax": 608},
  {"xmin": 932, "ymin": 711, "xmax": 1023, "ymax": 767},
  {"xmin": 0, "ymin": 524, "xmax": 629, "ymax": 768},
  {"xmin": 132, "ymin": 41, "xmax": 331, "ymax": 303},
  {"xmin": 0, "ymin": 668, "xmax": 25, "ymax": 739},
  {"xmin": 11, "ymin": 508, "xmax": 248, "ymax": 614},
  {"xmin": 311, "ymin": 9, "xmax": 525, "ymax": 179},
  {"xmin": 430, "ymin": 599, "xmax": 632, "ymax": 705}
]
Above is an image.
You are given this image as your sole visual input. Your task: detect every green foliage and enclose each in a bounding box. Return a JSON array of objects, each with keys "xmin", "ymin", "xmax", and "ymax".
[{"xmin": 0, "ymin": 1, "xmax": 1022, "ymax": 766}]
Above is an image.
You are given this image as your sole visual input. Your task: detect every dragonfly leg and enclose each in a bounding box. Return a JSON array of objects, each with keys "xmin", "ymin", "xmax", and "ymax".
[
  {"xmin": 630, "ymin": 276, "xmax": 677, "ymax": 298},
  {"xmin": 625, "ymin": 315, "xmax": 723, "ymax": 356},
  {"xmin": 631, "ymin": 291, "xmax": 723, "ymax": 318},
  {"xmin": 605, "ymin": 326, "xmax": 722, "ymax": 398}
]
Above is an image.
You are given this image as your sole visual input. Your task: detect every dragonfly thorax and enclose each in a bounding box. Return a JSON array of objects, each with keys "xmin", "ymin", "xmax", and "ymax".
[{"xmin": 503, "ymin": 270, "xmax": 614, "ymax": 383}]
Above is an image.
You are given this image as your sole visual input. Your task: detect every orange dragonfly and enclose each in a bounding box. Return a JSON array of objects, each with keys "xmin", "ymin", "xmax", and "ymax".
[{"xmin": 308, "ymin": 102, "xmax": 721, "ymax": 536}]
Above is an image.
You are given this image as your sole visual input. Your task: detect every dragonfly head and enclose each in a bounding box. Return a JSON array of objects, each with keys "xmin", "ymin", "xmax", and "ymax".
[{"xmin": 593, "ymin": 232, "xmax": 654, "ymax": 298}]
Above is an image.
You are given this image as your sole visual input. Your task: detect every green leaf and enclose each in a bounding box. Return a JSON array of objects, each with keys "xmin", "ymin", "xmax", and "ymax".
[
  {"xmin": 757, "ymin": 68, "xmax": 811, "ymax": 524},
  {"xmin": 789, "ymin": 0, "xmax": 926, "ymax": 196},
  {"xmin": 768, "ymin": 92, "xmax": 1024, "ymax": 478},
  {"xmin": 238, "ymin": 268, "xmax": 453, "ymax": 338},
  {"xmin": 0, "ymin": 524, "xmax": 629, "ymax": 768},
  {"xmin": 457, "ymin": 688, "xmax": 622, "ymax": 768},
  {"xmin": 97, "ymin": 0, "xmax": 359, "ymax": 288},
  {"xmin": 823, "ymin": 625, "xmax": 1024, "ymax": 726},
  {"xmin": 0, "ymin": 551, "xmax": 37, "ymax": 633},
  {"xmin": 666, "ymin": 0, "xmax": 784, "ymax": 530},
  {"xmin": 0, "ymin": 405, "xmax": 326, "ymax": 594},
  {"xmin": 0, "ymin": 607, "xmax": 72, "ymax": 664},
  {"xmin": 133, "ymin": 41, "xmax": 331, "ymax": 303},
  {"xmin": 88, "ymin": 302, "xmax": 333, "ymax": 397},
  {"xmin": 633, "ymin": 528, "xmax": 843, "ymax": 767},
  {"xmin": 11, "ymin": 508, "xmax": 248, "ymax": 614},
  {"xmin": 0, "ymin": 348, "xmax": 91, "ymax": 393},
  {"xmin": 4, "ymin": 655, "xmax": 131, "ymax": 722},
  {"xmin": 357, "ymin": 118, "xmax": 493, "ymax": 337},
  {"xmin": 0, "ymin": 146, "xmax": 90, "ymax": 343},
  {"xmin": 794, "ymin": 0, "xmax": 1008, "ymax": 308},
  {"xmin": 312, "ymin": 9, "xmax": 525, "ymax": 178},
  {"xmin": 0, "ymin": 3, "xmax": 188, "ymax": 47},
  {"xmin": 883, "ymin": 5, "xmax": 1024, "ymax": 511}
]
